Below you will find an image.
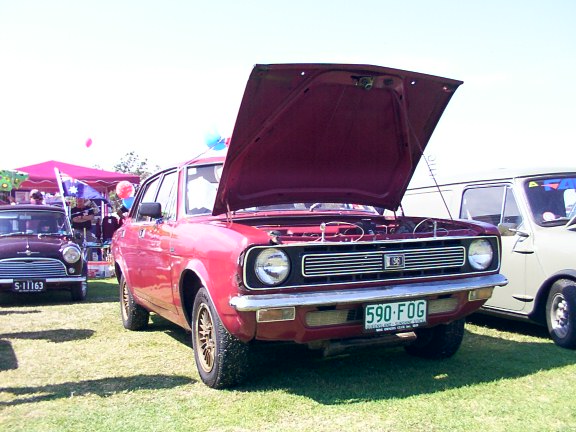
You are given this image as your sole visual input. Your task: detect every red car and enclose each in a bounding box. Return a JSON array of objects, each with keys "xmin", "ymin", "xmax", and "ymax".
[
  {"xmin": 0, "ymin": 204, "xmax": 87, "ymax": 301},
  {"xmin": 112, "ymin": 63, "xmax": 508, "ymax": 388}
]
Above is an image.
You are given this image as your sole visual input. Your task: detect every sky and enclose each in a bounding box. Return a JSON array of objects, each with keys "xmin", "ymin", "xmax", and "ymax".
[{"xmin": 1, "ymin": 0, "xmax": 575, "ymax": 181}]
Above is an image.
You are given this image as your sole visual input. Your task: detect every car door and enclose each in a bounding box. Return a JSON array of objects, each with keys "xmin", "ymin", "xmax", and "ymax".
[
  {"xmin": 120, "ymin": 176, "xmax": 160, "ymax": 294},
  {"xmin": 135, "ymin": 170, "xmax": 178, "ymax": 314},
  {"xmin": 460, "ymin": 184, "xmax": 535, "ymax": 312}
]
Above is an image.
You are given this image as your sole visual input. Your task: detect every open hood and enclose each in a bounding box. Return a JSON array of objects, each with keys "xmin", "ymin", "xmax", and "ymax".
[{"xmin": 213, "ymin": 63, "xmax": 462, "ymax": 215}]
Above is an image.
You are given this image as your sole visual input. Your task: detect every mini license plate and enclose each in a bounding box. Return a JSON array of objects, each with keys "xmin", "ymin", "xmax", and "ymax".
[
  {"xmin": 364, "ymin": 300, "xmax": 427, "ymax": 331},
  {"xmin": 12, "ymin": 280, "xmax": 46, "ymax": 292}
]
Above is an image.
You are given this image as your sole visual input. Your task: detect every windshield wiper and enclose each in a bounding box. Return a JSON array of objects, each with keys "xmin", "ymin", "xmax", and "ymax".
[{"xmin": 0, "ymin": 232, "xmax": 26, "ymax": 237}]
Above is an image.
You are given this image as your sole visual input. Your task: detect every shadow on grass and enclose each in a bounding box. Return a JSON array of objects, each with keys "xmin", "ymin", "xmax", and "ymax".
[
  {"xmin": 233, "ymin": 328, "xmax": 576, "ymax": 403},
  {"xmin": 0, "ymin": 339, "xmax": 17, "ymax": 371},
  {"xmin": 0, "ymin": 374, "xmax": 195, "ymax": 406},
  {"xmin": 0, "ymin": 278, "xmax": 119, "ymax": 306},
  {"xmin": 0, "ymin": 309, "xmax": 41, "ymax": 316},
  {"xmin": 0, "ymin": 328, "xmax": 95, "ymax": 343},
  {"xmin": 0, "ymin": 329, "xmax": 95, "ymax": 371},
  {"xmin": 138, "ymin": 315, "xmax": 576, "ymax": 401},
  {"xmin": 467, "ymin": 313, "xmax": 550, "ymax": 339}
]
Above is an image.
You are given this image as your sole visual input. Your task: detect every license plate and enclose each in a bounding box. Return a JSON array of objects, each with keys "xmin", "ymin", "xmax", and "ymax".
[
  {"xmin": 12, "ymin": 280, "xmax": 46, "ymax": 292},
  {"xmin": 364, "ymin": 300, "xmax": 427, "ymax": 331}
]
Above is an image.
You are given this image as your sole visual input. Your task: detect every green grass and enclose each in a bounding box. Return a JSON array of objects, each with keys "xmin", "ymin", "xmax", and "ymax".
[{"xmin": 1, "ymin": 279, "xmax": 576, "ymax": 431}]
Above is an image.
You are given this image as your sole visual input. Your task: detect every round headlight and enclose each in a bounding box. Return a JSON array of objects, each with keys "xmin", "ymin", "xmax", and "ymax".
[
  {"xmin": 254, "ymin": 248, "xmax": 290, "ymax": 286},
  {"xmin": 468, "ymin": 239, "xmax": 494, "ymax": 270},
  {"xmin": 63, "ymin": 245, "xmax": 82, "ymax": 263}
]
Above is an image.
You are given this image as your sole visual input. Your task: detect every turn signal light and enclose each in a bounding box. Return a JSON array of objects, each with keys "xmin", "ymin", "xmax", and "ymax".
[
  {"xmin": 256, "ymin": 307, "xmax": 296, "ymax": 323},
  {"xmin": 468, "ymin": 287, "xmax": 494, "ymax": 301}
]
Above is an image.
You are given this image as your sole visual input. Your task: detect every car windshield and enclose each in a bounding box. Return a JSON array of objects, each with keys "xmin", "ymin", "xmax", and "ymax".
[
  {"xmin": 0, "ymin": 209, "xmax": 72, "ymax": 236},
  {"xmin": 523, "ymin": 175, "xmax": 576, "ymax": 226},
  {"xmin": 185, "ymin": 164, "xmax": 378, "ymax": 215}
]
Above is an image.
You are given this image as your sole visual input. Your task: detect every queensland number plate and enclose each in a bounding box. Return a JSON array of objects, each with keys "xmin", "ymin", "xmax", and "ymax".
[
  {"xmin": 365, "ymin": 300, "xmax": 427, "ymax": 331},
  {"xmin": 12, "ymin": 280, "xmax": 46, "ymax": 292}
]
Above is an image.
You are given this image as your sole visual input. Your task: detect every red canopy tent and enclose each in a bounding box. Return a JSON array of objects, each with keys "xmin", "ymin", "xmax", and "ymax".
[{"xmin": 15, "ymin": 160, "xmax": 140, "ymax": 193}]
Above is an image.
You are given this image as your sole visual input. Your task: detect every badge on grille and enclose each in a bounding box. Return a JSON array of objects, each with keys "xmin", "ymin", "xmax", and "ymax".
[{"xmin": 384, "ymin": 254, "xmax": 405, "ymax": 269}]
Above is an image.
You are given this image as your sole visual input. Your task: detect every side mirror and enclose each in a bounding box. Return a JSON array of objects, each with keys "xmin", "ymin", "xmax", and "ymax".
[
  {"xmin": 139, "ymin": 202, "xmax": 162, "ymax": 219},
  {"xmin": 498, "ymin": 223, "xmax": 529, "ymax": 238}
]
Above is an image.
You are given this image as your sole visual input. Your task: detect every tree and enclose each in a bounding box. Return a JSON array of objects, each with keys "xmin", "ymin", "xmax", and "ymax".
[{"xmin": 113, "ymin": 151, "xmax": 159, "ymax": 181}]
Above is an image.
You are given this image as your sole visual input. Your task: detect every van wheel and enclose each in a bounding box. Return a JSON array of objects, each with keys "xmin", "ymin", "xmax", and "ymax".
[
  {"xmin": 120, "ymin": 275, "xmax": 149, "ymax": 330},
  {"xmin": 546, "ymin": 280, "xmax": 576, "ymax": 349},
  {"xmin": 192, "ymin": 287, "xmax": 249, "ymax": 389},
  {"xmin": 404, "ymin": 319, "xmax": 465, "ymax": 359}
]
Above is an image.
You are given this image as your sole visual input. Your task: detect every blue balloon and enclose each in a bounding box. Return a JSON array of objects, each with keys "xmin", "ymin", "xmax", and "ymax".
[
  {"xmin": 205, "ymin": 131, "xmax": 227, "ymax": 151},
  {"xmin": 122, "ymin": 197, "xmax": 134, "ymax": 210}
]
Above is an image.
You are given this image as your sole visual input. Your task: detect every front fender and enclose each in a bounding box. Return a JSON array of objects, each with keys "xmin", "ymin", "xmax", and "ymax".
[{"xmin": 182, "ymin": 257, "xmax": 256, "ymax": 342}]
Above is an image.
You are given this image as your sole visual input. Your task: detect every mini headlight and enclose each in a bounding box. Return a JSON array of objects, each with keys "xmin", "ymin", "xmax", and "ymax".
[
  {"xmin": 468, "ymin": 239, "xmax": 493, "ymax": 270},
  {"xmin": 254, "ymin": 248, "xmax": 290, "ymax": 286},
  {"xmin": 63, "ymin": 245, "xmax": 82, "ymax": 264}
]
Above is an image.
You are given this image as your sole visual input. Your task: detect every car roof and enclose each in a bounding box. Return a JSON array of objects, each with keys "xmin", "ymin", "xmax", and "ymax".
[{"xmin": 408, "ymin": 165, "xmax": 576, "ymax": 189}]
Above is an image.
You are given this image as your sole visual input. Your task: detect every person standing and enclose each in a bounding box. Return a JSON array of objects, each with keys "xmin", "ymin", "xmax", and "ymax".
[
  {"xmin": 71, "ymin": 198, "xmax": 94, "ymax": 235},
  {"xmin": 30, "ymin": 190, "xmax": 44, "ymax": 204}
]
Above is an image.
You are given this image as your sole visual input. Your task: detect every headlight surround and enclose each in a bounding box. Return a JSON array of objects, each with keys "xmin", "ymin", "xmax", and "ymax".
[
  {"xmin": 468, "ymin": 239, "xmax": 494, "ymax": 270},
  {"xmin": 254, "ymin": 248, "xmax": 290, "ymax": 286},
  {"xmin": 63, "ymin": 245, "xmax": 82, "ymax": 263}
]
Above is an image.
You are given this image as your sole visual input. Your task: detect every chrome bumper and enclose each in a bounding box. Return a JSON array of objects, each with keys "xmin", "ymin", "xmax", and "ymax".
[
  {"xmin": 230, "ymin": 274, "xmax": 508, "ymax": 312},
  {"xmin": 0, "ymin": 277, "xmax": 86, "ymax": 284}
]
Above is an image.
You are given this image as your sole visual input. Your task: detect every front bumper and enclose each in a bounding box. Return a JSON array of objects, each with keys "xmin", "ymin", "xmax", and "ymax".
[
  {"xmin": 230, "ymin": 274, "xmax": 508, "ymax": 311},
  {"xmin": 0, "ymin": 277, "xmax": 86, "ymax": 284}
]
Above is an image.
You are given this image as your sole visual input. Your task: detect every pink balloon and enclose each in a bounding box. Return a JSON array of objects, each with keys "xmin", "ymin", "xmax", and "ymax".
[
  {"xmin": 86, "ymin": 138, "xmax": 92, "ymax": 148},
  {"xmin": 116, "ymin": 181, "xmax": 135, "ymax": 199}
]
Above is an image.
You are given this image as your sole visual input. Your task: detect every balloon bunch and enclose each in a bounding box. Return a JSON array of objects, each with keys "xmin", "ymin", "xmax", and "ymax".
[{"xmin": 116, "ymin": 181, "xmax": 135, "ymax": 209}]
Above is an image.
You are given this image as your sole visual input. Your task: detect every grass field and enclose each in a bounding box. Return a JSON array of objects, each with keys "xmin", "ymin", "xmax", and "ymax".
[{"xmin": 1, "ymin": 278, "xmax": 575, "ymax": 432}]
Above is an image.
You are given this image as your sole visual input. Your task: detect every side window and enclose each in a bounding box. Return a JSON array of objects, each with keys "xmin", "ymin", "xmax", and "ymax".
[
  {"xmin": 134, "ymin": 177, "xmax": 160, "ymax": 222},
  {"xmin": 155, "ymin": 171, "xmax": 178, "ymax": 221},
  {"xmin": 186, "ymin": 164, "xmax": 222, "ymax": 215},
  {"xmin": 502, "ymin": 187, "xmax": 523, "ymax": 227},
  {"xmin": 460, "ymin": 185, "xmax": 522, "ymax": 227}
]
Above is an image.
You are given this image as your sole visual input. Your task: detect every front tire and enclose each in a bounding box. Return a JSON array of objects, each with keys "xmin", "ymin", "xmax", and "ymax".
[
  {"xmin": 120, "ymin": 275, "xmax": 149, "ymax": 330},
  {"xmin": 404, "ymin": 318, "xmax": 465, "ymax": 359},
  {"xmin": 192, "ymin": 287, "xmax": 250, "ymax": 389},
  {"xmin": 546, "ymin": 280, "xmax": 576, "ymax": 349},
  {"xmin": 70, "ymin": 281, "xmax": 87, "ymax": 301}
]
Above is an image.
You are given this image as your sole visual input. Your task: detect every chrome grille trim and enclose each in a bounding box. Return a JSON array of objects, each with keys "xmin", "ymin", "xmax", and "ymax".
[
  {"xmin": 302, "ymin": 247, "xmax": 465, "ymax": 277},
  {"xmin": 0, "ymin": 258, "xmax": 69, "ymax": 278}
]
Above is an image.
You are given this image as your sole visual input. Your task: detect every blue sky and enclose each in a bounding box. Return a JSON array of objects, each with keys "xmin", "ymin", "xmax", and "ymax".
[{"xmin": 1, "ymin": 0, "xmax": 574, "ymax": 180}]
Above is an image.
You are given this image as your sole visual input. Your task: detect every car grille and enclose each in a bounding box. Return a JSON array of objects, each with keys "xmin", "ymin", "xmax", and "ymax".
[
  {"xmin": 302, "ymin": 247, "xmax": 465, "ymax": 277},
  {"xmin": 0, "ymin": 258, "xmax": 68, "ymax": 278}
]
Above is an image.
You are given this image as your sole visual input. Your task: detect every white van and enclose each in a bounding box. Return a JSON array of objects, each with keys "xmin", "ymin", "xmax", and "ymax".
[{"xmin": 401, "ymin": 166, "xmax": 576, "ymax": 348}]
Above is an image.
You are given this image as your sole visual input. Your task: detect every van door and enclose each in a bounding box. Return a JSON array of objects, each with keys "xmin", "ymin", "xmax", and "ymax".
[{"xmin": 460, "ymin": 184, "xmax": 531, "ymax": 312}]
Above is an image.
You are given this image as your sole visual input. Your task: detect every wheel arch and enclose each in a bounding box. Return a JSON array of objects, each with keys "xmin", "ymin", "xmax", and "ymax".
[
  {"xmin": 179, "ymin": 269, "xmax": 206, "ymax": 328},
  {"xmin": 530, "ymin": 269, "xmax": 576, "ymax": 324}
]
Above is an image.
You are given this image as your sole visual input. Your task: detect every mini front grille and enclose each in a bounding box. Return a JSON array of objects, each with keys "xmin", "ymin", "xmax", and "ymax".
[
  {"xmin": 0, "ymin": 258, "xmax": 68, "ymax": 278},
  {"xmin": 302, "ymin": 247, "xmax": 465, "ymax": 277}
]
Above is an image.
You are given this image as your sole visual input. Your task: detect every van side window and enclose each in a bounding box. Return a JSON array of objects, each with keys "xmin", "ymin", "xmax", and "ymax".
[{"xmin": 460, "ymin": 186, "xmax": 522, "ymax": 228}]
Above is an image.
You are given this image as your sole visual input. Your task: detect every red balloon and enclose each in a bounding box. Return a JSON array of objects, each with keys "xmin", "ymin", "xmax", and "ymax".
[
  {"xmin": 85, "ymin": 138, "xmax": 92, "ymax": 148},
  {"xmin": 116, "ymin": 181, "xmax": 135, "ymax": 199}
]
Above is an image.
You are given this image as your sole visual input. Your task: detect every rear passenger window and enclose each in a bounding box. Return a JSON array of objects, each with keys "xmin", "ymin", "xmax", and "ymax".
[{"xmin": 460, "ymin": 185, "xmax": 522, "ymax": 228}]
